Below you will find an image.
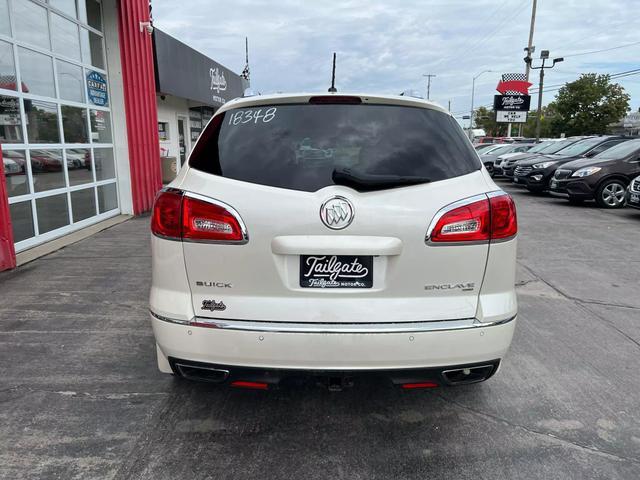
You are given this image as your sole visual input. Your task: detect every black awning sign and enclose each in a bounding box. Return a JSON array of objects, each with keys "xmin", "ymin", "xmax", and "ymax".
[{"xmin": 494, "ymin": 95, "xmax": 530, "ymax": 112}]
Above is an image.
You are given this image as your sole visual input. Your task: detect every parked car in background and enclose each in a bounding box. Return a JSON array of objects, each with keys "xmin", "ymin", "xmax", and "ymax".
[
  {"xmin": 501, "ymin": 137, "xmax": 588, "ymax": 178},
  {"xmin": 550, "ymin": 138, "xmax": 640, "ymax": 208},
  {"xmin": 481, "ymin": 143, "xmax": 535, "ymax": 177},
  {"xmin": 149, "ymin": 92, "xmax": 518, "ymax": 389},
  {"xmin": 493, "ymin": 141, "xmax": 555, "ymax": 176},
  {"xmin": 626, "ymin": 174, "xmax": 640, "ymax": 209},
  {"xmin": 513, "ymin": 136, "xmax": 630, "ymax": 193}
]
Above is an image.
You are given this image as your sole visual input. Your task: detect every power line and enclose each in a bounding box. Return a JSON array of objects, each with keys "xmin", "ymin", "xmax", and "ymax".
[{"xmin": 559, "ymin": 41, "xmax": 640, "ymax": 58}]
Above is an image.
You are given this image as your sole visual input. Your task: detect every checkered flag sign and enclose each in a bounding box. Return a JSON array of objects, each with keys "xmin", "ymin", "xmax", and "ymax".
[{"xmin": 501, "ymin": 73, "xmax": 527, "ymax": 95}]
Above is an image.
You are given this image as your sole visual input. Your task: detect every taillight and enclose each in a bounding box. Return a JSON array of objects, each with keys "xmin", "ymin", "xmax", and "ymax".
[
  {"xmin": 151, "ymin": 189, "xmax": 183, "ymax": 239},
  {"xmin": 182, "ymin": 195, "xmax": 245, "ymax": 242},
  {"xmin": 428, "ymin": 193, "xmax": 517, "ymax": 243},
  {"xmin": 151, "ymin": 189, "xmax": 247, "ymax": 243}
]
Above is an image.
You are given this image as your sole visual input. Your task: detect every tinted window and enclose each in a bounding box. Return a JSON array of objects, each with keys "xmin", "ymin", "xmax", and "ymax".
[
  {"xmin": 190, "ymin": 104, "xmax": 480, "ymax": 192},
  {"xmin": 554, "ymin": 137, "xmax": 605, "ymax": 156},
  {"xmin": 594, "ymin": 139, "xmax": 640, "ymax": 159}
]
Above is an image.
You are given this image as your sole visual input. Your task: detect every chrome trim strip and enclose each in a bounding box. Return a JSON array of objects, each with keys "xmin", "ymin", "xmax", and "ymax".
[{"xmin": 149, "ymin": 310, "xmax": 516, "ymax": 334}]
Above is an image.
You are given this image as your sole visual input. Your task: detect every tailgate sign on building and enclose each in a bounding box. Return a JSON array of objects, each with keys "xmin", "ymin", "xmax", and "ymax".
[{"xmin": 87, "ymin": 71, "xmax": 109, "ymax": 107}]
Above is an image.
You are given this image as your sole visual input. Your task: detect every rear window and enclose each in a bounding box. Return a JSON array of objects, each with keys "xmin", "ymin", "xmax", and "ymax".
[{"xmin": 189, "ymin": 103, "xmax": 480, "ymax": 192}]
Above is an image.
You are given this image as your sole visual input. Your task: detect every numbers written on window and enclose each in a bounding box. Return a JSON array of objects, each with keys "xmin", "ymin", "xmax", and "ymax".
[{"xmin": 227, "ymin": 108, "xmax": 277, "ymax": 126}]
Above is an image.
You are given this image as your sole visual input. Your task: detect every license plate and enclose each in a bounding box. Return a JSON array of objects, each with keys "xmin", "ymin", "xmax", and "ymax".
[
  {"xmin": 300, "ymin": 255, "xmax": 373, "ymax": 288},
  {"xmin": 551, "ymin": 181, "xmax": 558, "ymax": 189},
  {"xmin": 514, "ymin": 177, "xmax": 521, "ymax": 183},
  {"xmin": 631, "ymin": 193, "xmax": 640, "ymax": 203}
]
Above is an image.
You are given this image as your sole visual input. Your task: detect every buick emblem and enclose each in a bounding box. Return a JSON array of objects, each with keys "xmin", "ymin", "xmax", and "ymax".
[{"xmin": 320, "ymin": 196, "xmax": 354, "ymax": 230}]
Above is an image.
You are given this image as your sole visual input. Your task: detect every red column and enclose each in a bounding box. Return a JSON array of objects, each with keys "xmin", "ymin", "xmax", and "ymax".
[
  {"xmin": 117, "ymin": 0, "xmax": 162, "ymax": 214},
  {"xmin": 0, "ymin": 144, "xmax": 17, "ymax": 271}
]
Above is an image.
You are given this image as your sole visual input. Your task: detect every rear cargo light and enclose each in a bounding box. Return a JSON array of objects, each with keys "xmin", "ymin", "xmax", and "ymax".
[
  {"xmin": 151, "ymin": 189, "xmax": 247, "ymax": 243},
  {"xmin": 428, "ymin": 193, "xmax": 517, "ymax": 243}
]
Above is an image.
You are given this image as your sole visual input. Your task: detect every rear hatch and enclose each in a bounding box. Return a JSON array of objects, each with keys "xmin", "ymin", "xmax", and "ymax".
[{"xmin": 178, "ymin": 96, "xmax": 493, "ymax": 323}]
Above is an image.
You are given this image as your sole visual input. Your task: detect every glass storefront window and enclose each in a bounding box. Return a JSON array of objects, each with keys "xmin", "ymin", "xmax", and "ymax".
[
  {"xmin": 67, "ymin": 148, "xmax": 92, "ymax": 185},
  {"xmin": 94, "ymin": 148, "xmax": 115, "ymax": 180},
  {"xmin": 0, "ymin": 0, "xmax": 10, "ymax": 36},
  {"xmin": 31, "ymin": 149, "xmax": 65, "ymax": 192},
  {"xmin": 81, "ymin": 0, "xmax": 102, "ymax": 31},
  {"xmin": 51, "ymin": 13, "xmax": 81, "ymax": 61},
  {"xmin": 90, "ymin": 110, "xmax": 111, "ymax": 143},
  {"xmin": 50, "ymin": 0, "xmax": 78, "ymax": 19},
  {"xmin": 57, "ymin": 60, "xmax": 85, "ymax": 103},
  {"xmin": 80, "ymin": 29, "xmax": 105, "ymax": 70},
  {"xmin": 10, "ymin": 201, "xmax": 35, "ymax": 242},
  {"xmin": 3, "ymin": 150, "xmax": 28, "ymax": 197},
  {"xmin": 0, "ymin": 40, "xmax": 16, "ymax": 91},
  {"xmin": 61, "ymin": 105, "xmax": 88, "ymax": 143},
  {"xmin": 12, "ymin": 0, "xmax": 50, "ymax": 51},
  {"xmin": 18, "ymin": 48, "xmax": 56, "ymax": 98},
  {"xmin": 36, "ymin": 193, "xmax": 70, "ymax": 233},
  {"xmin": 71, "ymin": 187, "xmax": 96, "ymax": 222},
  {"xmin": 0, "ymin": 95, "xmax": 23, "ymax": 143},
  {"xmin": 26, "ymin": 100, "xmax": 61, "ymax": 143},
  {"xmin": 97, "ymin": 183, "xmax": 117, "ymax": 213}
]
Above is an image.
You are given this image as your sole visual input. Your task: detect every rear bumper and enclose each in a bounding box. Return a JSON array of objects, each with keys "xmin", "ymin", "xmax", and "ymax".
[{"xmin": 151, "ymin": 313, "xmax": 516, "ymax": 372}]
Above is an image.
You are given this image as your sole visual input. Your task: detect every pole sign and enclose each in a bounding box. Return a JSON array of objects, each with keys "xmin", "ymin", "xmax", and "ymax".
[{"xmin": 495, "ymin": 73, "xmax": 531, "ymax": 124}]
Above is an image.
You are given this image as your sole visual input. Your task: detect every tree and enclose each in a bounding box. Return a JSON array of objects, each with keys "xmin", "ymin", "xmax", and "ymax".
[
  {"xmin": 521, "ymin": 103, "xmax": 557, "ymax": 138},
  {"xmin": 474, "ymin": 106, "xmax": 507, "ymax": 136},
  {"xmin": 550, "ymin": 74, "xmax": 630, "ymax": 136}
]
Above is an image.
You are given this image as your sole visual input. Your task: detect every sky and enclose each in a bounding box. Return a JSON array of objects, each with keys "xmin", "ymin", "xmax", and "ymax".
[{"xmin": 151, "ymin": 0, "xmax": 640, "ymax": 125}]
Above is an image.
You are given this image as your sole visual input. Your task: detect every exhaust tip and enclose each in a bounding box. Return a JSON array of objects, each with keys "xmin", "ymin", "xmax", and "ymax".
[
  {"xmin": 441, "ymin": 364, "xmax": 496, "ymax": 385},
  {"xmin": 173, "ymin": 361, "xmax": 229, "ymax": 383}
]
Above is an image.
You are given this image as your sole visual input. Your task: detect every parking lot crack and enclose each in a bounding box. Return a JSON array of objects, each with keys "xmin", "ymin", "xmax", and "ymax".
[{"xmin": 436, "ymin": 394, "xmax": 640, "ymax": 466}]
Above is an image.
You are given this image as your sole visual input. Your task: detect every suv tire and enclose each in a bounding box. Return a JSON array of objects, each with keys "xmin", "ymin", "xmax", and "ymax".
[{"xmin": 596, "ymin": 179, "xmax": 627, "ymax": 209}]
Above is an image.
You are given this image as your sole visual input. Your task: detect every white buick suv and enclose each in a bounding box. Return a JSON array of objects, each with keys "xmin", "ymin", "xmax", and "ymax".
[{"xmin": 149, "ymin": 93, "xmax": 517, "ymax": 390}]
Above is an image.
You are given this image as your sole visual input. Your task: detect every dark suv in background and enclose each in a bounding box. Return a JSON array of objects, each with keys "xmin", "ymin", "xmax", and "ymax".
[
  {"xmin": 501, "ymin": 137, "xmax": 586, "ymax": 178},
  {"xmin": 513, "ymin": 136, "xmax": 630, "ymax": 193},
  {"xmin": 550, "ymin": 138, "xmax": 640, "ymax": 208}
]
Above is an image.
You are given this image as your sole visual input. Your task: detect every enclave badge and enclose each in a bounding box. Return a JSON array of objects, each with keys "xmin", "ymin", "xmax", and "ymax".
[{"xmin": 201, "ymin": 300, "xmax": 227, "ymax": 311}]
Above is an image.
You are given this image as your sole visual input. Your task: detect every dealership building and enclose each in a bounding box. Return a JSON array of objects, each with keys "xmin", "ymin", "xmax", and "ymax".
[{"xmin": 0, "ymin": 0, "xmax": 244, "ymax": 271}]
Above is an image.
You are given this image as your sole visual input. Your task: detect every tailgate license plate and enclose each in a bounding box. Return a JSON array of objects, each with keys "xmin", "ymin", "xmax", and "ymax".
[
  {"xmin": 631, "ymin": 193, "xmax": 640, "ymax": 203},
  {"xmin": 300, "ymin": 255, "xmax": 373, "ymax": 288}
]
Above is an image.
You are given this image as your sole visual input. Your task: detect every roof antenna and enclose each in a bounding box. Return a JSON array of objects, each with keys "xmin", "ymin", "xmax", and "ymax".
[{"xmin": 328, "ymin": 53, "xmax": 337, "ymax": 93}]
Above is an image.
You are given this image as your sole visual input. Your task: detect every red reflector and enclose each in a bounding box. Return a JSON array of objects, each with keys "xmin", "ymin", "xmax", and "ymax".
[
  {"xmin": 308, "ymin": 95, "xmax": 362, "ymax": 104},
  {"xmin": 489, "ymin": 194, "xmax": 518, "ymax": 239},
  {"xmin": 182, "ymin": 196, "xmax": 245, "ymax": 242},
  {"xmin": 151, "ymin": 189, "xmax": 183, "ymax": 239},
  {"xmin": 231, "ymin": 381, "xmax": 269, "ymax": 390},
  {"xmin": 401, "ymin": 382, "xmax": 439, "ymax": 389}
]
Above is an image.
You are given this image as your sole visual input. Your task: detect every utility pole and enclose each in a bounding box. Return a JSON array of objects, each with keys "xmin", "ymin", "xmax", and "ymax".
[
  {"xmin": 423, "ymin": 74, "xmax": 436, "ymax": 100},
  {"xmin": 525, "ymin": 50, "xmax": 563, "ymax": 142}
]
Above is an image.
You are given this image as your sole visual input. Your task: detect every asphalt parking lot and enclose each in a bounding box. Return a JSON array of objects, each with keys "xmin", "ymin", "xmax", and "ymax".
[{"xmin": 1, "ymin": 182, "xmax": 639, "ymax": 480}]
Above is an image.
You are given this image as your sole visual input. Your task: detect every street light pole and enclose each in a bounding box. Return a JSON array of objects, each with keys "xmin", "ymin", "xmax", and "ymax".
[
  {"xmin": 469, "ymin": 70, "xmax": 493, "ymax": 140},
  {"xmin": 525, "ymin": 51, "xmax": 563, "ymax": 142}
]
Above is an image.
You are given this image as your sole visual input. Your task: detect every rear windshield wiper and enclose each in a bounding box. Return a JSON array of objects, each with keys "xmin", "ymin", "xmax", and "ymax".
[{"xmin": 332, "ymin": 168, "xmax": 431, "ymax": 192}]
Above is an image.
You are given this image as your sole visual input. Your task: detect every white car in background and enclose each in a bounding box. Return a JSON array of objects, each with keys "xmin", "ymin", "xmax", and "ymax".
[{"xmin": 149, "ymin": 93, "xmax": 518, "ymax": 390}]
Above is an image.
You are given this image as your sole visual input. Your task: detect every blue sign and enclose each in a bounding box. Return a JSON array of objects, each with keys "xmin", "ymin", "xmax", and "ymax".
[{"xmin": 86, "ymin": 71, "xmax": 108, "ymax": 107}]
